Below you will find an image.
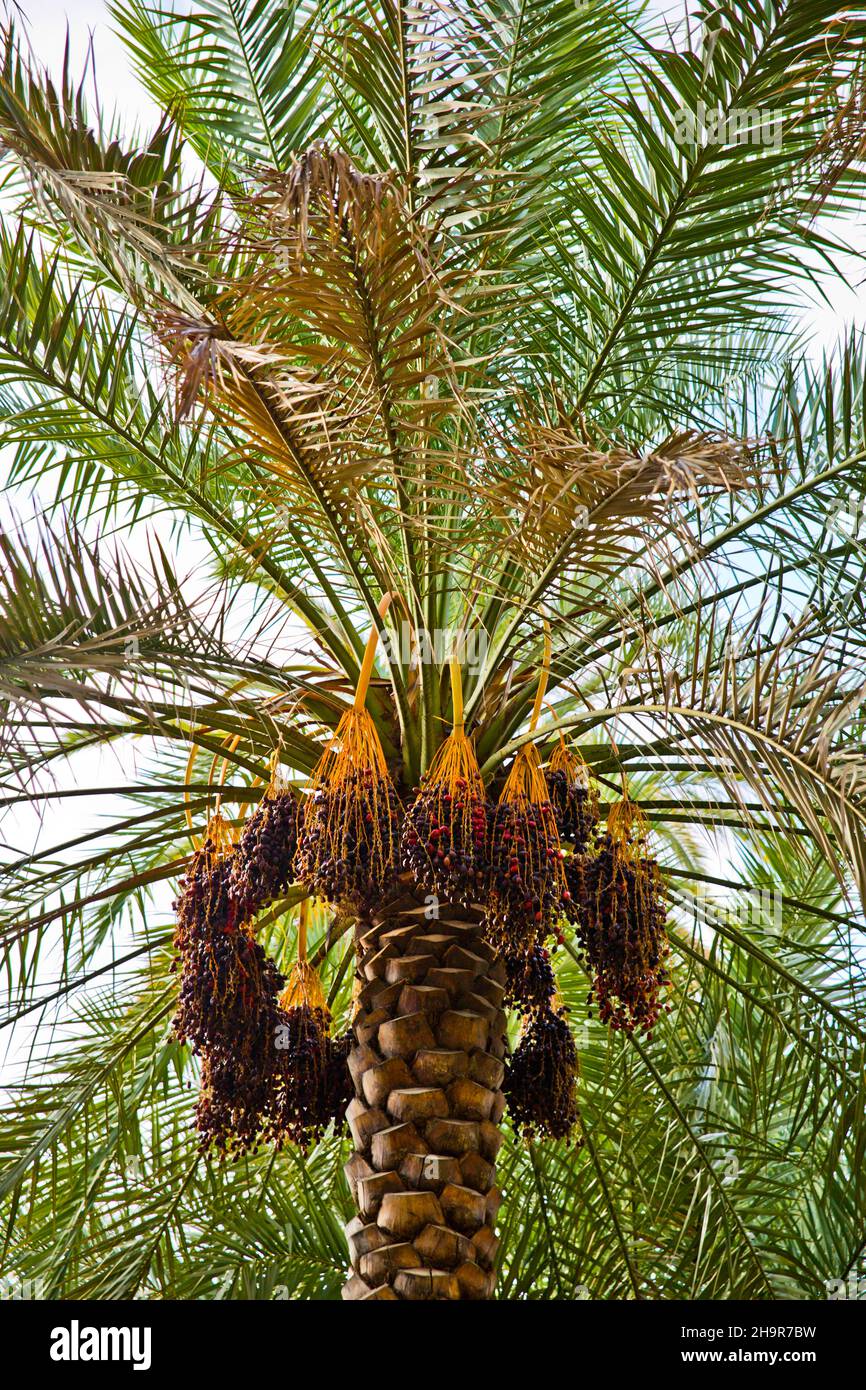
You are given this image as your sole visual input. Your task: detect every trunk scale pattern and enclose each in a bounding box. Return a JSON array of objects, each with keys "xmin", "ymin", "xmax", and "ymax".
[{"xmin": 342, "ymin": 888, "xmax": 506, "ymax": 1300}]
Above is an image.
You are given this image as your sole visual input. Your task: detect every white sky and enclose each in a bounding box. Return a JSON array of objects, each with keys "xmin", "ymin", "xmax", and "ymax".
[{"xmin": 16, "ymin": 0, "xmax": 160, "ymax": 123}]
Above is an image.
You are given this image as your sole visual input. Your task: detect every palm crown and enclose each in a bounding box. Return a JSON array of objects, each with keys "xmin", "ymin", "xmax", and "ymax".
[{"xmin": 1, "ymin": 0, "xmax": 865, "ymax": 1300}]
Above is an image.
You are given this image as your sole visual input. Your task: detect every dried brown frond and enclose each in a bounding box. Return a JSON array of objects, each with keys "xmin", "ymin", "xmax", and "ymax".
[
  {"xmin": 153, "ymin": 144, "xmax": 480, "ymax": 587},
  {"xmin": 253, "ymin": 146, "xmax": 394, "ymax": 261},
  {"xmin": 482, "ymin": 399, "xmax": 756, "ymax": 569},
  {"xmin": 806, "ymin": 65, "xmax": 866, "ymax": 217}
]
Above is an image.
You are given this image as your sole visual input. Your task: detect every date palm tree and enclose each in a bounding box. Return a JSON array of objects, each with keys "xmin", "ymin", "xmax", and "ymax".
[{"xmin": 1, "ymin": 0, "xmax": 866, "ymax": 1300}]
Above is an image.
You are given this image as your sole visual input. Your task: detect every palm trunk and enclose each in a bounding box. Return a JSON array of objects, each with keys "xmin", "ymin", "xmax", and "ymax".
[{"xmin": 341, "ymin": 885, "xmax": 507, "ymax": 1300}]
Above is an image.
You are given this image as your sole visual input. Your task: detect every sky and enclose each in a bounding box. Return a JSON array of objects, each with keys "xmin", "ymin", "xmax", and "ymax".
[{"xmin": 15, "ymin": 0, "xmax": 159, "ymax": 123}]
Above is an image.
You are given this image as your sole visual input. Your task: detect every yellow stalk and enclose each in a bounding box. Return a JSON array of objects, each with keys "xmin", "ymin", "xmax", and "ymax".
[
  {"xmin": 280, "ymin": 960, "xmax": 328, "ymax": 1015},
  {"xmin": 607, "ymin": 794, "xmax": 648, "ymax": 848},
  {"xmin": 423, "ymin": 651, "xmax": 483, "ymax": 796},
  {"xmin": 529, "ymin": 619, "xmax": 552, "ymax": 733},
  {"xmin": 281, "ymin": 900, "xmax": 328, "ymax": 1015},
  {"xmin": 213, "ymin": 734, "xmax": 240, "ymax": 817},
  {"xmin": 184, "ymin": 733, "xmax": 241, "ymax": 840},
  {"xmin": 297, "ymin": 895, "xmax": 309, "ymax": 962},
  {"xmin": 353, "ymin": 592, "xmax": 395, "ymax": 712},
  {"xmin": 183, "ymin": 740, "xmax": 198, "ymax": 834},
  {"xmin": 449, "ymin": 650, "xmax": 465, "ymax": 733}
]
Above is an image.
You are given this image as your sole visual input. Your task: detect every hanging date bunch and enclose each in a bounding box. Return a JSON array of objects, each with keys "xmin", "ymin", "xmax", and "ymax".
[
  {"xmin": 172, "ymin": 812, "xmax": 285, "ymax": 1153},
  {"xmin": 486, "ymin": 625, "xmax": 564, "ymax": 963},
  {"xmin": 562, "ymin": 847, "xmax": 592, "ymax": 936},
  {"xmin": 172, "ymin": 812, "xmax": 284, "ymax": 1057},
  {"xmin": 578, "ymin": 794, "xmax": 670, "ymax": 1035},
  {"xmin": 503, "ymin": 941, "xmax": 557, "ymax": 1016},
  {"xmin": 264, "ymin": 902, "xmax": 352, "ymax": 1150},
  {"xmin": 174, "ymin": 810, "xmax": 249, "ymax": 941},
  {"xmin": 487, "ymin": 744, "xmax": 563, "ymax": 955},
  {"xmin": 505, "ymin": 997, "xmax": 580, "ymax": 1143},
  {"xmin": 545, "ymin": 735, "xmax": 600, "ymax": 852},
  {"xmin": 296, "ymin": 596, "xmax": 401, "ymax": 908},
  {"xmin": 325, "ymin": 1026, "xmax": 353, "ymax": 1120},
  {"xmin": 231, "ymin": 752, "xmax": 299, "ymax": 913},
  {"xmin": 195, "ymin": 1036, "xmax": 277, "ymax": 1156},
  {"xmin": 402, "ymin": 654, "xmax": 491, "ymax": 907}
]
